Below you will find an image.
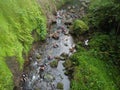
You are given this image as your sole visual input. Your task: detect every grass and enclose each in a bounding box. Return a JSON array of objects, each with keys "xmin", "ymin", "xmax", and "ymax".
[
  {"xmin": 0, "ymin": 0, "xmax": 47, "ymax": 89},
  {"xmin": 68, "ymin": 35, "xmax": 119, "ymax": 90},
  {"xmin": 0, "ymin": 59, "xmax": 13, "ymax": 90}
]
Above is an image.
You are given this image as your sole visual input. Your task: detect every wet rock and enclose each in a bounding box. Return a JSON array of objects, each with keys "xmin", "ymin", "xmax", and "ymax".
[
  {"xmin": 85, "ymin": 0, "xmax": 90, "ymax": 4},
  {"xmin": 70, "ymin": 9, "xmax": 75, "ymax": 13},
  {"xmin": 59, "ymin": 53, "xmax": 69, "ymax": 60},
  {"xmin": 80, "ymin": 7, "xmax": 84, "ymax": 11},
  {"xmin": 69, "ymin": 47, "xmax": 75, "ymax": 52},
  {"xmin": 66, "ymin": 14, "xmax": 71, "ymax": 19},
  {"xmin": 60, "ymin": 52, "xmax": 69, "ymax": 58},
  {"xmin": 64, "ymin": 43, "xmax": 68, "ymax": 46},
  {"xmin": 64, "ymin": 20, "xmax": 72, "ymax": 25},
  {"xmin": 56, "ymin": 30, "xmax": 62, "ymax": 33},
  {"xmin": 48, "ymin": 55, "xmax": 53, "ymax": 60},
  {"xmin": 49, "ymin": 32, "xmax": 59, "ymax": 40},
  {"xmin": 81, "ymin": 2, "xmax": 88, "ymax": 8},
  {"xmin": 64, "ymin": 31, "xmax": 69, "ymax": 35},
  {"xmin": 65, "ymin": 38, "xmax": 68, "ymax": 41},
  {"xmin": 52, "ymin": 33, "xmax": 59, "ymax": 40},
  {"xmin": 21, "ymin": 73, "xmax": 28, "ymax": 82},
  {"xmin": 67, "ymin": 6, "xmax": 71, "ymax": 10},
  {"xmin": 59, "ymin": 56, "xmax": 65, "ymax": 60},
  {"xmin": 44, "ymin": 73, "xmax": 54, "ymax": 81},
  {"xmin": 57, "ymin": 82, "xmax": 63, "ymax": 89},
  {"xmin": 39, "ymin": 65, "xmax": 45, "ymax": 71},
  {"xmin": 36, "ymin": 53, "xmax": 41, "ymax": 59},
  {"xmin": 53, "ymin": 43, "xmax": 59, "ymax": 48},
  {"xmin": 29, "ymin": 57, "xmax": 33, "ymax": 61},
  {"xmin": 72, "ymin": 5, "xmax": 75, "ymax": 9},
  {"xmin": 54, "ymin": 56, "xmax": 60, "ymax": 60}
]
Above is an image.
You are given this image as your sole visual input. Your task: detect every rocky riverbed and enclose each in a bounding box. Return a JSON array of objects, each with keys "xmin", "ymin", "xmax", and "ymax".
[{"xmin": 20, "ymin": 0, "xmax": 90, "ymax": 90}]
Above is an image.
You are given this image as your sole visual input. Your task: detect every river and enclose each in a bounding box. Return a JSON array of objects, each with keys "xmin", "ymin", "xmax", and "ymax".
[
  {"xmin": 22, "ymin": 9, "xmax": 75, "ymax": 90},
  {"xmin": 21, "ymin": 0, "xmax": 90, "ymax": 89}
]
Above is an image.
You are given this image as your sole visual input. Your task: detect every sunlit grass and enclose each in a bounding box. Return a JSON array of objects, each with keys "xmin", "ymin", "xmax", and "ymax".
[{"xmin": 0, "ymin": 0, "xmax": 47, "ymax": 89}]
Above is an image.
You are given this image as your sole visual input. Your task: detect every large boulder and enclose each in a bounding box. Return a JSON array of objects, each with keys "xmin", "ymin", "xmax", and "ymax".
[{"xmin": 70, "ymin": 20, "xmax": 89, "ymax": 35}]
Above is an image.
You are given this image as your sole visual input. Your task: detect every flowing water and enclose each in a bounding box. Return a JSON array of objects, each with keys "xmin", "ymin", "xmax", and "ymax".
[{"xmin": 21, "ymin": 0, "xmax": 90, "ymax": 89}]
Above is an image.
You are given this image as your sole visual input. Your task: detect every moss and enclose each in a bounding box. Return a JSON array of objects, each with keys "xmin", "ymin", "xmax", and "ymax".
[
  {"xmin": 57, "ymin": 82, "xmax": 63, "ymax": 89},
  {"xmin": 50, "ymin": 60, "xmax": 58, "ymax": 68},
  {"xmin": 64, "ymin": 60, "xmax": 72, "ymax": 69},
  {"xmin": 71, "ymin": 20, "xmax": 89, "ymax": 35}
]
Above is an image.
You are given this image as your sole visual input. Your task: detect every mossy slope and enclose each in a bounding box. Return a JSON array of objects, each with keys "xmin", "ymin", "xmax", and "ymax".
[{"xmin": 0, "ymin": 0, "xmax": 46, "ymax": 89}]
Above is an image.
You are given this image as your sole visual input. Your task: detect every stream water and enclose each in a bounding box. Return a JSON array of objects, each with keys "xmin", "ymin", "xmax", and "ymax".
[
  {"xmin": 21, "ymin": 0, "xmax": 90, "ymax": 89},
  {"xmin": 22, "ymin": 9, "xmax": 75, "ymax": 90}
]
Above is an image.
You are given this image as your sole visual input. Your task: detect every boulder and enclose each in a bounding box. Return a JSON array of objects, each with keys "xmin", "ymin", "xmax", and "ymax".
[
  {"xmin": 67, "ymin": 6, "xmax": 71, "ymax": 10},
  {"xmin": 70, "ymin": 9, "xmax": 75, "ymax": 13},
  {"xmin": 64, "ymin": 43, "xmax": 68, "ymax": 46},
  {"xmin": 44, "ymin": 73, "xmax": 54, "ymax": 81},
  {"xmin": 49, "ymin": 33, "xmax": 59, "ymax": 40},
  {"xmin": 71, "ymin": 20, "xmax": 89, "ymax": 35},
  {"xmin": 81, "ymin": 2, "xmax": 88, "ymax": 8},
  {"xmin": 64, "ymin": 19, "xmax": 73, "ymax": 25},
  {"xmin": 52, "ymin": 33, "xmax": 59, "ymax": 40},
  {"xmin": 60, "ymin": 52, "xmax": 69, "ymax": 58}
]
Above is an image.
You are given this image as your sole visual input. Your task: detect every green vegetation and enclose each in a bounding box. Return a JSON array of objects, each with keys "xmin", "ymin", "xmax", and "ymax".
[
  {"xmin": 54, "ymin": 0, "xmax": 71, "ymax": 9},
  {"xmin": 69, "ymin": 38, "xmax": 119, "ymax": 90},
  {"xmin": 67, "ymin": 0, "xmax": 120, "ymax": 90},
  {"xmin": 57, "ymin": 82, "xmax": 64, "ymax": 89},
  {"xmin": 50, "ymin": 60, "xmax": 58, "ymax": 68},
  {"xmin": 0, "ymin": 0, "xmax": 47, "ymax": 89},
  {"xmin": 71, "ymin": 20, "xmax": 89, "ymax": 36},
  {"xmin": 0, "ymin": 60, "xmax": 13, "ymax": 90}
]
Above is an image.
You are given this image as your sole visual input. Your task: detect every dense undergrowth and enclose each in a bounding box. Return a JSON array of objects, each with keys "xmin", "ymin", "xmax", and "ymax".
[
  {"xmin": 66, "ymin": 0, "xmax": 120, "ymax": 90},
  {"xmin": 69, "ymin": 34, "xmax": 120, "ymax": 90},
  {"xmin": 0, "ymin": 0, "xmax": 46, "ymax": 89}
]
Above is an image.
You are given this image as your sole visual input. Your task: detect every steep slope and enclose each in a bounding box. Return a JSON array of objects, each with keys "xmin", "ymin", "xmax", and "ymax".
[{"xmin": 0, "ymin": 0, "xmax": 46, "ymax": 89}]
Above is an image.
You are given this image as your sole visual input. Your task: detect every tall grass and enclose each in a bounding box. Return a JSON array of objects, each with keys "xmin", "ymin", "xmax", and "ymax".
[
  {"xmin": 70, "ymin": 34, "xmax": 119, "ymax": 90},
  {"xmin": 0, "ymin": 0, "xmax": 46, "ymax": 89}
]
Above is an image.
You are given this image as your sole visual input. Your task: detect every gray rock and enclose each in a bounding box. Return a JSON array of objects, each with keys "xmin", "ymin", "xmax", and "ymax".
[
  {"xmin": 59, "ymin": 56, "xmax": 65, "ymax": 60},
  {"xmin": 64, "ymin": 43, "xmax": 68, "ymax": 46},
  {"xmin": 81, "ymin": 2, "xmax": 88, "ymax": 8},
  {"xmin": 68, "ymin": 6, "xmax": 71, "ymax": 10}
]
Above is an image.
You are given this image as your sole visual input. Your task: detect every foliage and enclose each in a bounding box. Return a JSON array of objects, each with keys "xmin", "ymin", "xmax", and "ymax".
[
  {"xmin": 71, "ymin": 20, "xmax": 89, "ymax": 36},
  {"xmin": 0, "ymin": 59, "xmax": 13, "ymax": 90},
  {"xmin": 68, "ymin": 0, "xmax": 120, "ymax": 90},
  {"xmin": 0, "ymin": 0, "xmax": 47, "ymax": 89},
  {"xmin": 87, "ymin": 0, "xmax": 120, "ymax": 65},
  {"xmin": 54, "ymin": 0, "xmax": 71, "ymax": 9},
  {"xmin": 50, "ymin": 60, "xmax": 58, "ymax": 68},
  {"xmin": 88, "ymin": 0, "xmax": 120, "ymax": 32},
  {"xmin": 69, "ymin": 39, "xmax": 119, "ymax": 90}
]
